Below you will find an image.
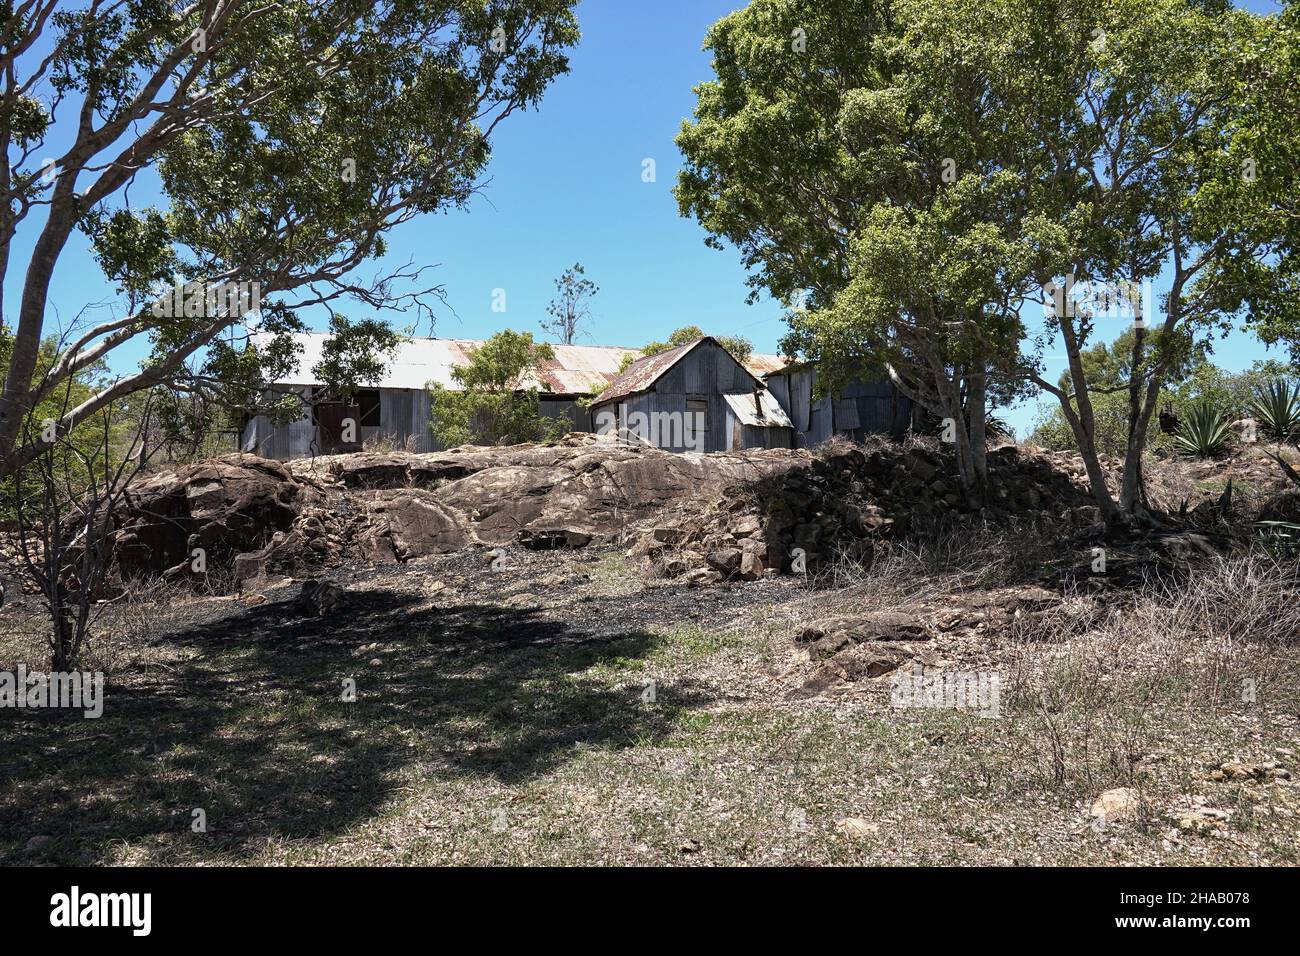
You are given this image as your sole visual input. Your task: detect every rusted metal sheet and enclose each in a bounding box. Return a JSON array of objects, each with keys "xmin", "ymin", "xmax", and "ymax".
[
  {"xmin": 256, "ymin": 332, "xmax": 640, "ymax": 395},
  {"xmin": 744, "ymin": 352, "xmax": 787, "ymax": 377},
  {"xmin": 722, "ymin": 390, "xmax": 795, "ymax": 428},
  {"xmin": 594, "ymin": 337, "xmax": 768, "ymax": 407},
  {"xmin": 523, "ymin": 344, "xmax": 639, "ymax": 394},
  {"xmin": 594, "ymin": 341, "xmax": 695, "ymax": 405}
]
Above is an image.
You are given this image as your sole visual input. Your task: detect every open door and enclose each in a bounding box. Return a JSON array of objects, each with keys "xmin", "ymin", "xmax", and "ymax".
[{"xmin": 315, "ymin": 401, "xmax": 363, "ymax": 453}]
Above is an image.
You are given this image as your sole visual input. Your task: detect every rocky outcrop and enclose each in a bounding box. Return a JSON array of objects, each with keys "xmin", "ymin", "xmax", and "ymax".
[
  {"xmin": 85, "ymin": 436, "xmax": 1162, "ymax": 594},
  {"xmin": 789, "ymin": 586, "xmax": 1063, "ymax": 698},
  {"xmin": 358, "ymin": 489, "xmax": 473, "ymax": 562},
  {"xmin": 629, "ymin": 441, "xmax": 1106, "ymax": 584},
  {"xmin": 101, "ymin": 438, "xmax": 800, "ymax": 587},
  {"xmin": 112, "ymin": 455, "xmax": 316, "ymax": 582}
]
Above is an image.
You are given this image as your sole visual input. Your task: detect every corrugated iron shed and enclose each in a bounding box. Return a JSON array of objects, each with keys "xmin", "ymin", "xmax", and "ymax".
[
  {"xmin": 254, "ymin": 331, "xmax": 639, "ymax": 394},
  {"xmin": 255, "ymin": 331, "xmax": 786, "ymax": 396}
]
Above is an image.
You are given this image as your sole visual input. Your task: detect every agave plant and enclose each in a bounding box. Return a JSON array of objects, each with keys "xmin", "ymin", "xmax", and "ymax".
[
  {"xmin": 1249, "ymin": 379, "xmax": 1300, "ymax": 442},
  {"xmin": 1172, "ymin": 403, "xmax": 1232, "ymax": 458},
  {"xmin": 923, "ymin": 412, "xmax": 1012, "ymax": 440},
  {"xmin": 1259, "ymin": 442, "xmax": 1300, "ymax": 556},
  {"xmin": 985, "ymin": 415, "xmax": 1013, "ymax": 440}
]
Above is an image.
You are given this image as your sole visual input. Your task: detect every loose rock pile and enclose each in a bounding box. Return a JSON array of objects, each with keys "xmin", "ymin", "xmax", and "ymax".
[
  {"xmin": 788, "ymin": 585, "xmax": 1065, "ymax": 698},
  {"xmin": 628, "ymin": 440, "xmax": 1110, "ymax": 585}
]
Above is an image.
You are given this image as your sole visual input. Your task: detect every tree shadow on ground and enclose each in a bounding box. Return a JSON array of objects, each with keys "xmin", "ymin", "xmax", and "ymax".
[{"xmin": 0, "ymin": 588, "xmax": 715, "ymax": 863}]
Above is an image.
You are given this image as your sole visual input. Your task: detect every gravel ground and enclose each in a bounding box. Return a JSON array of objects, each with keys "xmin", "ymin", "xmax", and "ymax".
[{"xmin": 0, "ymin": 540, "xmax": 1296, "ymax": 866}]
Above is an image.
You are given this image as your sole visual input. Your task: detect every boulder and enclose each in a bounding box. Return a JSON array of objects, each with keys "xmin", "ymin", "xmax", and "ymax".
[
  {"xmin": 796, "ymin": 611, "xmax": 932, "ymax": 645},
  {"xmin": 1090, "ymin": 788, "xmax": 1141, "ymax": 824},
  {"xmin": 738, "ymin": 550, "xmax": 765, "ymax": 581},
  {"xmin": 358, "ymin": 489, "xmax": 471, "ymax": 561},
  {"xmin": 296, "ymin": 579, "xmax": 345, "ymax": 617},
  {"xmin": 519, "ymin": 527, "xmax": 594, "ymax": 550},
  {"xmin": 113, "ymin": 455, "xmax": 311, "ymax": 580},
  {"xmin": 789, "ymin": 643, "xmax": 918, "ymax": 699},
  {"xmin": 705, "ymin": 548, "xmax": 742, "ymax": 574},
  {"xmin": 328, "ymin": 452, "xmax": 478, "ymax": 489}
]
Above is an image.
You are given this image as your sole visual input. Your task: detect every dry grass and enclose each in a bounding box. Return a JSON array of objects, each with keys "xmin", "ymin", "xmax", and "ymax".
[
  {"xmin": 808, "ymin": 514, "xmax": 1068, "ymax": 600},
  {"xmin": 1010, "ymin": 555, "xmax": 1299, "ymax": 695},
  {"xmin": 1, "ymin": 527, "xmax": 1295, "ymax": 866},
  {"xmin": 1004, "ymin": 556, "xmax": 1300, "ymax": 795}
]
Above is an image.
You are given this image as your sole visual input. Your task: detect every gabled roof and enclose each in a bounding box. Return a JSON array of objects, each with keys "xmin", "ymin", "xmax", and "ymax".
[
  {"xmin": 256, "ymin": 331, "xmax": 788, "ymax": 396},
  {"xmin": 593, "ymin": 336, "xmax": 780, "ymax": 406}
]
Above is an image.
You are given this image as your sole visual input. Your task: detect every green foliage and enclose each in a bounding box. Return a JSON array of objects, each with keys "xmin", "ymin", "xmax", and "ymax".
[
  {"xmin": 1254, "ymin": 521, "xmax": 1300, "ymax": 558},
  {"xmin": 429, "ymin": 330, "xmax": 567, "ymax": 447},
  {"xmin": 6, "ymin": 93, "xmax": 48, "ymax": 147},
  {"xmin": 1031, "ymin": 389, "xmax": 1174, "ymax": 457},
  {"xmin": 1059, "ymin": 329, "xmax": 1206, "ymax": 395},
  {"xmin": 1213, "ymin": 1, "xmax": 1300, "ymax": 365},
  {"xmin": 1172, "ymin": 403, "xmax": 1233, "ymax": 458},
  {"xmin": 640, "ymin": 326, "xmax": 753, "ymax": 365},
  {"xmin": 984, "ymin": 416, "xmax": 1013, "ymax": 442},
  {"xmin": 1032, "ymin": 357, "xmax": 1296, "ymax": 456},
  {"xmin": 0, "ymin": 329, "xmax": 126, "ymax": 520},
  {"xmin": 922, "ymin": 409, "xmax": 1014, "ymax": 442},
  {"xmin": 1168, "ymin": 359, "xmax": 1293, "ymax": 421},
  {"xmin": 676, "ymin": 0, "xmax": 1054, "ymax": 492},
  {"xmin": 311, "ymin": 315, "xmax": 401, "ymax": 402},
  {"xmin": 677, "ymin": 0, "xmax": 1288, "ymax": 513},
  {"xmin": 79, "ymin": 208, "xmax": 179, "ymax": 308},
  {"xmin": 1249, "ymin": 379, "xmax": 1300, "ymax": 442},
  {"xmin": 675, "ymin": 0, "xmax": 893, "ymax": 312},
  {"xmin": 0, "ymin": 1, "xmax": 581, "ymax": 476}
]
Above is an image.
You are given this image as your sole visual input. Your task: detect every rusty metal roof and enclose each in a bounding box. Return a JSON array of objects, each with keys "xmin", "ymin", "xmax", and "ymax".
[
  {"xmin": 592, "ymin": 337, "xmax": 784, "ymax": 406},
  {"xmin": 258, "ymin": 332, "xmax": 640, "ymax": 394},
  {"xmin": 745, "ymin": 351, "xmax": 789, "ymax": 377},
  {"xmin": 258, "ymin": 331, "xmax": 787, "ymax": 396},
  {"xmin": 592, "ymin": 341, "xmax": 697, "ymax": 405}
]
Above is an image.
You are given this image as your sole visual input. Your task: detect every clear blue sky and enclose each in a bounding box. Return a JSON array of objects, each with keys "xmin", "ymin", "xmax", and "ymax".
[
  {"xmin": 24, "ymin": 0, "xmax": 1289, "ymax": 439},
  {"xmin": 369, "ymin": 0, "xmax": 794, "ymax": 349}
]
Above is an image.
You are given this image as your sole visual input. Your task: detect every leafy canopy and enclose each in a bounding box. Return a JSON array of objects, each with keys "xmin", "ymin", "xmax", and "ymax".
[
  {"xmin": 0, "ymin": 0, "xmax": 580, "ymax": 475},
  {"xmin": 429, "ymin": 330, "xmax": 568, "ymax": 447}
]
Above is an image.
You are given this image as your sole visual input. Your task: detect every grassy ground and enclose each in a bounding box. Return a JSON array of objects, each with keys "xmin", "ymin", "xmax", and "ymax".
[{"xmin": 1, "ymin": 543, "xmax": 1296, "ymax": 866}]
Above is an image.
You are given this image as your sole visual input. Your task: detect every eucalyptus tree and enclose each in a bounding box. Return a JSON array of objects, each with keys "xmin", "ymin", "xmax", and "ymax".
[
  {"xmin": 541, "ymin": 262, "xmax": 597, "ymax": 345},
  {"xmin": 0, "ymin": 0, "xmax": 579, "ymax": 477},
  {"xmin": 676, "ymin": 0, "xmax": 1052, "ymax": 501},
  {"xmin": 995, "ymin": 0, "xmax": 1279, "ymax": 520},
  {"xmin": 678, "ymin": 0, "xmax": 1288, "ymax": 520},
  {"xmin": 1223, "ymin": 0, "xmax": 1300, "ymax": 367}
]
